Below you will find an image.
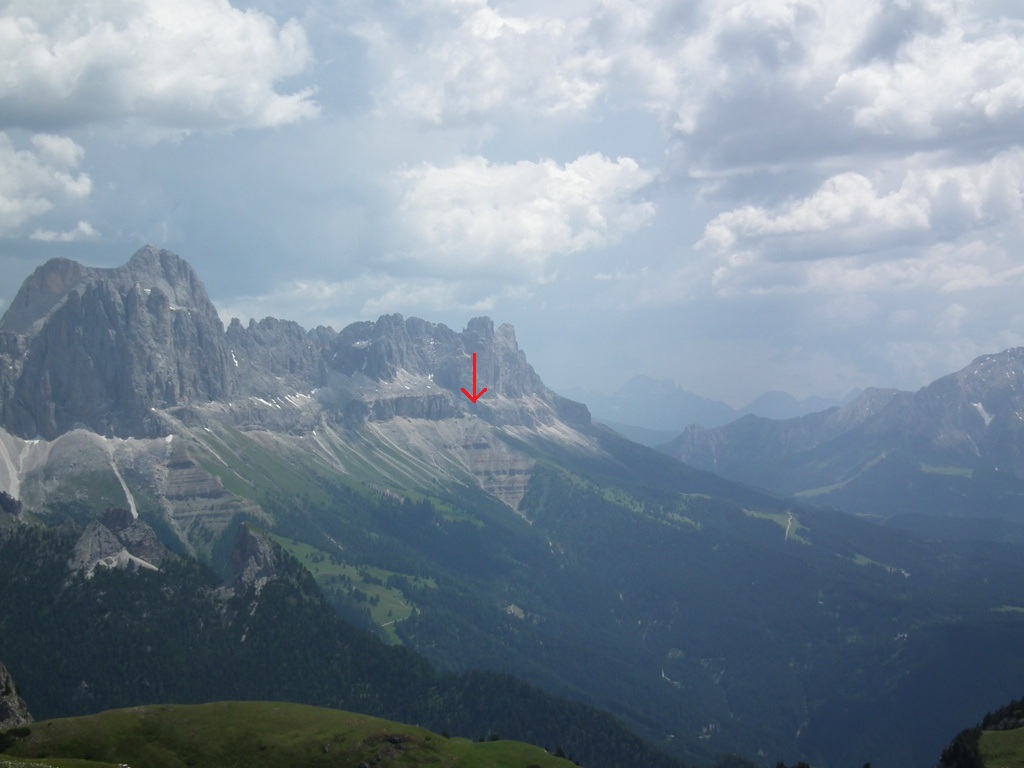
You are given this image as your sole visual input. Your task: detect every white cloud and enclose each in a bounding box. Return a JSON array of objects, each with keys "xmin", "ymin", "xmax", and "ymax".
[
  {"xmin": 700, "ymin": 149, "xmax": 1024, "ymax": 295},
  {"xmin": 396, "ymin": 152, "xmax": 655, "ymax": 278},
  {"xmin": 601, "ymin": 1, "xmax": 1024, "ymax": 167},
  {"xmin": 699, "ymin": 171, "xmax": 931, "ymax": 257},
  {"xmin": 0, "ymin": 0, "xmax": 318, "ymax": 132},
  {"xmin": 0, "ymin": 132, "xmax": 91, "ymax": 235},
  {"xmin": 360, "ymin": 0, "xmax": 608, "ymax": 123},
  {"xmin": 30, "ymin": 220, "xmax": 99, "ymax": 242},
  {"xmin": 355, "ymin": 1, "xmax": 1024, "ymax": 166},
  {"xmin": 833, "ymin": 12, "xmax": 1024, "ymax": 140}
]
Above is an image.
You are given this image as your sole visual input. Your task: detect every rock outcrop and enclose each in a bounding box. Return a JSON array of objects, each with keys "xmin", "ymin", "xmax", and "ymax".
[
  {"xmin": 225, "ymin": 316, "xmax": 325, "ymax": 397},
  {"xmin": 1, "ymin": 247, "xmax": 235, "ymax": 439},
  {"xmin": 68, "ymin": 507, "xmax": 169, "ymax": 578},
  {"xmin": 217, "ymin": 523, "xmax": 277, "ymax": 600},
  {"xmin": 0, "ymin": 661, "xmax": 32, "ymax": 728}
]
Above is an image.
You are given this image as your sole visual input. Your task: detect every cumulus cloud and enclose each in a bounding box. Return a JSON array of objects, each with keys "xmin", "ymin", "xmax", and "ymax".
[
  {"xmin": 359, "ymin": 0, "xmax": 608, "ymax": 123},
  {"xmin": 396, "ymin": 152, "xmax": 656, "ymax": 277},
  {"xmin": 0, "ymin": 132, "xmax": 91, "ymax": 235},
  {"xmin": 699, "ymin": 171, "xmax": 931, "ymax": 258},
  {"xmin": 30, "ymin": 220, "xmax": 100, "ymax": 242},
  {"xmin": 359, "ymin": 1, "xmax": 1024, "ymax": 165},
  {"xmin": 700, "ymin": 149, "xmax": 1024, "ymax": 296},
  {"xmin": 0, "ymin": 0, "xmax": 318, "ymax": 132},
  {"xmin": 833, "ymin": 12, "xmax": 1024, "ymax": 140}
]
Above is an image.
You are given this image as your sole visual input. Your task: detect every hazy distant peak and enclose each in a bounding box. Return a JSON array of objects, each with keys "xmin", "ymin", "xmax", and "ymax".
[{"xmin": 739, "ymin": 390, "xmax": 844, "ymax": 420}]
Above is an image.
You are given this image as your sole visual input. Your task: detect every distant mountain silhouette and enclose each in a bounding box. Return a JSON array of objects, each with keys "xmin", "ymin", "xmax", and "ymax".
[{"xmin": 561, "ymin": 376, "xmax": 847, "ymax": 443}]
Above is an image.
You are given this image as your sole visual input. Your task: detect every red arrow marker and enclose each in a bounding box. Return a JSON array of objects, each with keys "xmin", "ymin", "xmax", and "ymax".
[{"xmin": 461, "ymin": 352, "xmax": 488, "ymax": 403}]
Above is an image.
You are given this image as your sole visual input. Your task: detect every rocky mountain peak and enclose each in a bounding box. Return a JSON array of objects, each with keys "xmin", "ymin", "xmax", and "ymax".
[
  {"xmin": 121, "ymin": 245, "xmax": 219, "ymax": 316},
  {"xmin": 0, "ymin": 661, "xmax": 32, "ymax": 729},
  {"xmin": 0, "ymin": 247, "xmax": 590, "ymax": 444},
  {"xmin": 327, "ymin": 313, "xmax": 547, "ymax": 399},
  {"xmin": 0, "ymin": 246, "xmax": 235, "ymax": 439}
]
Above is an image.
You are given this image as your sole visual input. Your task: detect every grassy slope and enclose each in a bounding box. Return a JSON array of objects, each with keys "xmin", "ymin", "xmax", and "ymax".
[
  {"xmin": 982, "ymin": 728, "xmax": 1024, "ymax": 767},
  {"xmin": 3, "ymin": 701, "xmax": 574, "ymax": 768},
  {"xmin": 1, "ymin": 760, "xmax": 121, "ymax": 768},
  {"xmin": 269, "ymin": 533, "xmax": 437, "ymax": 642}
]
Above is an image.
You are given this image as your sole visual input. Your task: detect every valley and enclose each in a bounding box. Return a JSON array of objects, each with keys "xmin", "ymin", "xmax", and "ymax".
[{"xmin": 2, "ymin": 248, "xmax": 1024, "ymax": 767}]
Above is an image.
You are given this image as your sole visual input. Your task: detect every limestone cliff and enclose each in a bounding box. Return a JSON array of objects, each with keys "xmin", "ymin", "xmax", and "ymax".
[
  {"xmin": 0, "ymin": 247, "xmax": 234, "ymax": 439},
  {"xmin": 0, "ymin": 247, "xmax": 595, "ymax": 533},
  {"xmin": 0, "ymin": 247, "xmax": 589, "ymax": 441},
  {"xmin": 68, "ymin": 507, "xmax": 170, "ymax": 578},
  {"xmin": 0, "ymin": 661, "xmax": 32, "ymax": 729}
]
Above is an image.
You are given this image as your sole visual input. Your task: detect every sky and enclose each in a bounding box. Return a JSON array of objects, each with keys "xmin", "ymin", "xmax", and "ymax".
[{"xmin": 1, "ymin": 0, "xmax": 1023, "ymax": 407}]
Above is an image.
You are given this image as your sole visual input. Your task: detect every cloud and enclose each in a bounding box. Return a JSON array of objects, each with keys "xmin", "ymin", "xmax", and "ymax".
[
  {"xmin": 0, "ymin": 0, "xmax": 318, "ymax": 133},
  {"xmin": 359, "ymin": 0, "xmax": 608, "ymax": 123},
  {"xmin": 30, "ymin": 220, "xmax": 99, "ymax": 242},
  {"xmin": 833, "ymin": 12, "xmax": 1024, "ymax": 141},
  {"xmin": 699, "ymin": 171, "xmax": 931, "ymax": 257},
  {"xmin": 0, "ymin": 132, "xmax": 91, "ymax": 235},
  {"xmin": 346, "ymin": 1, "xmax": 1024, "ymax": 167},
  {"xmin": 699, "ymin": 149, "xmax": 1024, "ymax": 295},
  {"xmin": 396, "ymin": 152, "xmax": 656, "ymax": 278},
  {"xmin": 595, "ymin": 1, "xmax": 1024, "ymax": 169}
]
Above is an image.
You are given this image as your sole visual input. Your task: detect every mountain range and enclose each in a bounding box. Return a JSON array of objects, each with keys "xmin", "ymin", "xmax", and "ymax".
[
  {"xmin": 562, "ymin": 378, "xmax": 850, "ymax": 446},
  {"xmin": 662, "ymin": 351, "xmax": 1024, "ymax": 542},
  {"xmin": 2, "ymin": 247, "xmax": 1024, "ymax": 768}
]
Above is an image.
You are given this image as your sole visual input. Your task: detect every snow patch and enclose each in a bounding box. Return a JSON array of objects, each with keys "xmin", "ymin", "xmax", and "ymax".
[
  {"xmin": 973, "ymin": 402, "xmax": 995, "ymax": 426},
  {"xmin": 231, "ymin": 350, "xmax": 239, "ymax": 367}
]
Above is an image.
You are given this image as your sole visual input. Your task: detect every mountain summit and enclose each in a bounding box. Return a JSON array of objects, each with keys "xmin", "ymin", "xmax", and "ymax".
[
  {"xmin": 0, "ymin": 247, "xmax": 232, "ymax": 439},
  {"xmin": 0, "ymin": 246, "xmax": 586, "ymax": 441},
  {"xmin": 0, "ymin": 247, "xmax": 592, "ymax": 550}
]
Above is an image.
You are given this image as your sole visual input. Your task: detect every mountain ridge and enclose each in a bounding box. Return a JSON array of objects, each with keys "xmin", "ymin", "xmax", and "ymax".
[
  {"xmin": 0, "ymin": 245, "xmax": 588, "ymax": 443},
  {"xmin": 563, "ymin": 376, "xmax": 851, "ymax": 443},
  {"xmin": 662, "ymin": 350, "xmax": 1024, "ymax": 532},
  {"xmin": 4, "ymin": 247, "xmax": 1024, "ymax": 767}
]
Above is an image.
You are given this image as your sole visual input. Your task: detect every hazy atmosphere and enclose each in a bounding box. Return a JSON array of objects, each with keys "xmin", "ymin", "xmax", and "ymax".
[{"xmin": 2, "ymin": 0, "xmax": 1023, "ymax": 405}]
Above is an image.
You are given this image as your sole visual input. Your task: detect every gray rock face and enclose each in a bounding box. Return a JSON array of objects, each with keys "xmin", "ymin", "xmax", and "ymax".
[
  {"xmin": 0, "ymin": 247, "xmax": 590, "ymax": 442},
  {"xmin": 1, "ymin": 246, "xmax": 235, "ymax": 439},
  {"xmin": 220, "ymin": 523, "xmax": 277, "ymax": 597},
  {"xmin": 323, "ymin": 312, "xmax": 590, "ymax": 429},
  {"xmin": 68, "ymin": 507, "xmax": 170, "ymax": 577},
  {"xmin": 0, "ymin": 661, "xmax": 32, "ymax": 728},
  {"xmin": 225, "ymin": 316, "xmax": 325, "ymax": 397},
  {"xmin": 328, "ymin": 314, "xmax": 544, "ymax": 398}
]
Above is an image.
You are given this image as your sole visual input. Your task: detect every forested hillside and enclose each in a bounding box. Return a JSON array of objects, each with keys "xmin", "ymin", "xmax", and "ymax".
[{"xmin": 0, "ymin": 523, "xmax": 691, "ymax": 768}]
